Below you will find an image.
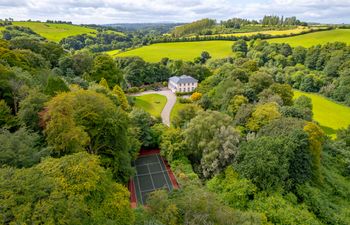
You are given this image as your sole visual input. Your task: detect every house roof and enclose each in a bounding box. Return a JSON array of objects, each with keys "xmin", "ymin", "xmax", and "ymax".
[{"xmin": 169, "ymin": 75, "xmax": 198, "ymax": 84}]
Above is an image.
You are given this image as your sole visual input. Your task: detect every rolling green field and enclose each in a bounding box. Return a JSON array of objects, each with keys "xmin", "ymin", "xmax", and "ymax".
[
  {"xmin": 269, "ymin": 29, "xmax": 350, "ymax": 47},
  {"xmin": 12, "ymin": 21, "xmax": 97, "ymax": 42},
  {"xmin": 113, "ymin": 41, "xmax": 234, "ymax": 62},
  {"xmin": 294, "ymin": 90, "xmax": 350, "ymax": 136},
  {"xmin": 197, "ymin": 26, "xmax": 313, "ymax": 38},
  {"xmin": 134, "ymin": 94, "xmax": 167, "ymax": 117},
  {"xmin": 106, "ymin": 49, "xmax": 120, "ymax": 57}
]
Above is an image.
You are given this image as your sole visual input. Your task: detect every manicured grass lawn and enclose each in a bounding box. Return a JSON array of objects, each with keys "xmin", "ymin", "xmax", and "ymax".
[
  {"xmin": 269, "ymin": 29, "xmax": 350, "ymax": 47},
  {"xmin": 114, "ymin": 41, "xmax": 234, "ymax": 62},
  {"xmin": 134, "ymin": 94, "xmax": 167, "ymax": 117},
  {"xmin": 170, "ymin": 99, "xmax": 188, "ymax": 124},
  {"xmin": 294, "ymin": 90, "xmax": 350, "ymax": 137},
  {"xmin": 12, "ymin": 21, "xmax": 97, "ymax": 42}
]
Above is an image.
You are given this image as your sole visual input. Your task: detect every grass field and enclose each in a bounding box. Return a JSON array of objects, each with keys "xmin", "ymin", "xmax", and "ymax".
[
  {"xmin": 114, "ymin": 41, "xmax": 234, "ymax": 62},
  {"xmin": 134, "ymin": 94, "xmax": 167, "ymax": 117},
  {"xmin": 269, "ymin": 29, "xmax": 350, "ymax": 47},
  {"xmin": 170, "ymin": 99, "xmax": 188, "ymax": 124},
  {"xmin": 294, "ymin": 90, "xmax": 350, "ymax": 136},
  {"xmin": 12, "ymin": 21, "xmax": 97, "ymax": 42},
  {"xmin": 197, "ymin": 26, "xmax": 313, "ymax": 38},
  {"xmin": 106, "ymin": 49, "xmax": 120, "ymax": 57}
]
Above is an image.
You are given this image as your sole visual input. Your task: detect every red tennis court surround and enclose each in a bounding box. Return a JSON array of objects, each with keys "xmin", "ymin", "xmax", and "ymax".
[{"xmin": 129, "ymin": 149, "xmax": 179, "ymax": 207}]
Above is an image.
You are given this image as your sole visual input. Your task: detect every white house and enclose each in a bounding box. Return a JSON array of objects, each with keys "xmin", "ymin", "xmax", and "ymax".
[{"xmin": 168, "ymin": 75, "xmax": 198, "ymax": 93}]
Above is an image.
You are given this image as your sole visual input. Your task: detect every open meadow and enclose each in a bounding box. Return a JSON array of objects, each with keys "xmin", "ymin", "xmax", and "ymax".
[
  {"xmin": 12, "ymin": 21, "xmax": 97, "ymax": 42},
  {"xmin": 294, "ymin": 90, "xmax": 350, "ymax": 136},
  {"xmin": 197, "ymin": 26, "xmax": 314, "ymax": 38},
  {"xmin": 269, "ymin": 29, "xmax": 350, "ymax": 47},
  {"xmin": 114, "ymin": 41, "xmax": 234, "ymax": 62}
]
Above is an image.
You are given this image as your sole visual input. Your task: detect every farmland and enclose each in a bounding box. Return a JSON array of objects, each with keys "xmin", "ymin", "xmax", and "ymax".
[
  {"xmin": 197, "ymin": 26, "xmax": 314, "ymax": 38},
  {"xmin": 294, "ymin": 90, "xmax": 350, "ymax": 136},
  {"xmin": 134, "ymin": 94, "xmax": 167, "ymax": 117},
  {"xmin": 12, "ymin": 21, "xmax": 97, "ymax": 42},
  {"xmin": 269, "ymin": 29, "xmax": 350, "ymax": 47},
  {"xmin": 114, "ymin": 41, "xmax": 234, "ymax": 62}
]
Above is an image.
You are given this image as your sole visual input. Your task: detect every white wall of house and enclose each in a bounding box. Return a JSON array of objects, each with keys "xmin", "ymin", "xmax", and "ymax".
[{"xmin": 168, "ymin": 81, "xmax": 197, "ymax": 93}]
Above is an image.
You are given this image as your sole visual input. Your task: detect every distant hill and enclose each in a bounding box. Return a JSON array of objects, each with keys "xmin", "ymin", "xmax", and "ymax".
[
  {"xmin": 105, "ymin": 23, "xmax": 183, "ymax": 33},
  {"xmin": 11, "ymin": 21, "xmax": 97, "ymax": 42}
]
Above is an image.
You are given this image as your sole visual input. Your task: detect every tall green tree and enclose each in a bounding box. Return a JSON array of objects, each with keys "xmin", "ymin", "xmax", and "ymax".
[{"xmin": 0, "ymin": 152, "xmax": 134, "ymax": 224}]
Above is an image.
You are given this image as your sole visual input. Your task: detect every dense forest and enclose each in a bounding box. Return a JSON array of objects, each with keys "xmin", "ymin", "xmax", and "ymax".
[{"xmin": 0, "ymin": 16, "xmax": 350, "ymax": 225}]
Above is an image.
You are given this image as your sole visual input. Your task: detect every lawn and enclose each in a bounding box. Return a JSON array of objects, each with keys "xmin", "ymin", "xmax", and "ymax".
[
  {"xmin": 294, "ymin": 90, "xmax": 350, "ymax": 137},
  {"xmin": 134, "ymin": 94, "xmax": 167, "ymax": 117},
  {"xmin": 12, "ymin": 21, "xmax": 97, "ymax": 42},
  {"xmin": 113, "ymin": 41, "xmax": 234, "ymax": 62},
  {"xmin": 269, "ymin": 29, "xmax": 350, "ymax": 47}
]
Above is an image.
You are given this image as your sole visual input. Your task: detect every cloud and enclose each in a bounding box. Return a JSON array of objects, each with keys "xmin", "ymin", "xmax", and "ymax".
[{"xmin": 0, "ymin": 0, "xmax": 349, "ymax": 24}]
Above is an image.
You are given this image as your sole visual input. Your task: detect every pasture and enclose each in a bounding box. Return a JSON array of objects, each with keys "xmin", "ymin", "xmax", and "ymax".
[
  {"xmin": 106, "ymin": 49, "xmax": 120, "ymax": 57},
  {"xmin": 198, "ymin": 26, "xmax": 313, "ymax": 38},
  {"xmin": 294, "ymin": 90, "xmax": 350, "ymax": 136},
  {"xmin": 114, "ymin": 41, "xmax": 234, "ymax": 62},
  {"xmin": 12, "ymin": 21, "xmax": 97, "ymax": 42},
  {"xmin": 134, "ymin": 94, "xmax": 167, "ymax": 117},
  {"xmin": 269, "ymin": 29, "xmax": 350, "ymax": 47}
]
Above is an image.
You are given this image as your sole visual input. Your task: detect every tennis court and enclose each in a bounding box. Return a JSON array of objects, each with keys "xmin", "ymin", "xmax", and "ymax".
[{"xmin": 130, "ymin": 151, "xmax": 178, "ymax": 206}]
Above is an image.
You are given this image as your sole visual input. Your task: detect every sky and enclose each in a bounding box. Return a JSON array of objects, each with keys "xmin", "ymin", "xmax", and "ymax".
[{"xmin": 0, "ymin": 0, "xmax": 349, "ymax": 24}]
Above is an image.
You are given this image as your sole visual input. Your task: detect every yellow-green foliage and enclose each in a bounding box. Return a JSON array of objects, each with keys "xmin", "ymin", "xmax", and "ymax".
[
  {"xmin": 190, "ymin": 92, "xmax": 202, "ymax": 101},
  {"xmin": 293, "ymin": 90, "xmax": 350, "ymax": 136},
  {"xmin": 303, "ymin": 122, "xmax": 324, "ymax": 181},
  {"xmin": 12, "ymin": 21, "xmax": 97, "ymax": 42},
  {"xmin": 114, "ymin": 41, "xmax": 234, "ymax": 62},
  {"xmin": 0, "ymin": 152, "xmax": 134, "ymax": 224},
  {"xmin": 247, "ymin": 102, "xmax": 281, "ymax": 132},
  {"xmin": 269, "ymin": 29, "xmax": 350, "ymax": 47},
  {"xmin": 172, "ymin": 18, "xmax": 216, "ymax": 37},
  {"xmin": 99, "ymin": 78, "xmax": 110, "ymax": 90},
  {"xmin": 112, "ymin": 85, "xmax": 129, "ymax": 110}
]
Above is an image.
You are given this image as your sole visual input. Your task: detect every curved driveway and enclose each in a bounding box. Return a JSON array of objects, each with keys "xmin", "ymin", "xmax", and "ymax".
[{"xmin": 132, "ymin": 89, "xmax": 177, "ymax": 127}]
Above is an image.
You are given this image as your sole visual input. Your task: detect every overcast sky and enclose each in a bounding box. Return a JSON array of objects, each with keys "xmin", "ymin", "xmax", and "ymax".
[{"xmin": 0, "ymin": 0, "xmax": 349, "ymax": 24}]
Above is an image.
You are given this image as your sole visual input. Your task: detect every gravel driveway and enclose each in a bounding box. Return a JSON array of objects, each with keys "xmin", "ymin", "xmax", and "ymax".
[{"xmin": 132, "ymin": 89, "xmax": 177, "ymax": 126}]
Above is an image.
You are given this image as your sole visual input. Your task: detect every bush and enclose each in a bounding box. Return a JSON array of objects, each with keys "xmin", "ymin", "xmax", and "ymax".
[
  {"xmin": 179, "ymin": 98, "xmax": 192, "ymax": 104},
  {"xmin": 127, "ymin": 87, "xmax": 140, "ymax": 93}
]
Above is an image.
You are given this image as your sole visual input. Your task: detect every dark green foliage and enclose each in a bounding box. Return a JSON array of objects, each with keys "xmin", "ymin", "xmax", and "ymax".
[
  {"xmin": 90, "ymin": 54, "xmax": 123, "ymax": 86},
  {"xmin": 0, "ymin": 128, "xmax": 49, "ymax": 168},
  {"xmin": 183, "ymin": 111, "xmax": 241, "ymax": 178},
  {"xmin": 232, "ymin": 40, "xmax": 248, "ymax": 55},
  {"xmin": 130, "ymin": 108, "xmax": 159, "ymax": 148},
  {"xmin": 18, "ymin": 90, "xmax": 49, "ymax": 131},
  {"xmin": 44, "ymin": 76, "xmax": 69, "ymax": 96},
  {"xmin": 10, "ymin": 37, "xmax": 64, "ymax": 67},
  {"xmin": 172, "ymin": 104, "xmax": 201, "ymax": 128},
  {"xmin": 235, "ymin": 130, "xmax": 313, "ymax": 191},
  {"xmin": 0, "ymin": 100, "xmax": 17, "ymax": 129}
]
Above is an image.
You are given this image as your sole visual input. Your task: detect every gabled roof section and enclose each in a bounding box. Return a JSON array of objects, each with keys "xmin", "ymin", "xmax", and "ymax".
[{"xmin": 169, "ymin": 75, "xmax": 198, "ymax": 84}]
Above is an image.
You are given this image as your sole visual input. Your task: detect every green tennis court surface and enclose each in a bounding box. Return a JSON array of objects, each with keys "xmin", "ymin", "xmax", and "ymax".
[{"xmin": 132, "ymin": 154, "xmax": 175, "ymax": 205}]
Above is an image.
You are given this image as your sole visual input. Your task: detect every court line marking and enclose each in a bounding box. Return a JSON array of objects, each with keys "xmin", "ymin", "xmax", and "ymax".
[
  {"xmin": 157, "ymin": 154, "xmax": 172, "ymax": 191},
  {"xmin": 134, "ymin": 154, "xmax": 174, "ymax": 205}
]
